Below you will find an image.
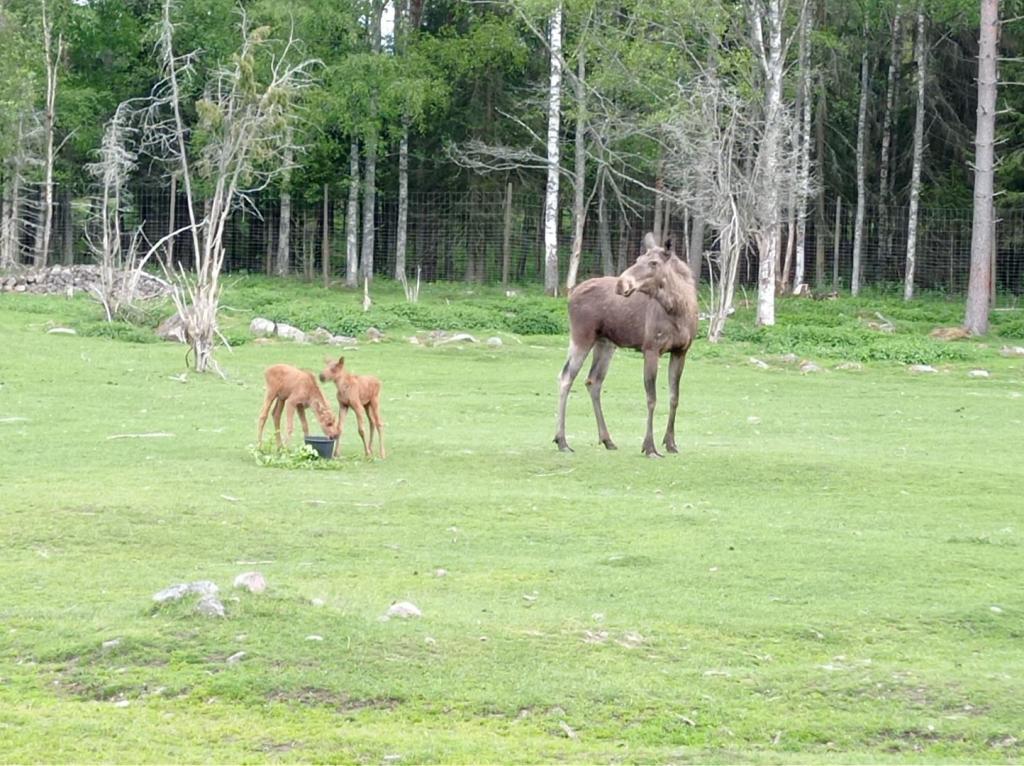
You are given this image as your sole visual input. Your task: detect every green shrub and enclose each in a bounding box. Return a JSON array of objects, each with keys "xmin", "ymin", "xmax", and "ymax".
[{"xmin": 76, "ymin": 321, "xmax": 159, "ymax": 344}]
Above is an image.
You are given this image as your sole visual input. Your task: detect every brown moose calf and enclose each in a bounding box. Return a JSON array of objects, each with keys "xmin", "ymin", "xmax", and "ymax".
[
  {"xmin": 319, "ymin": 356, "xmax": 386, "ymax": 459},
  {"xmin": 257, "ymin": 364, "xmax": 340, "ymax": 448}
]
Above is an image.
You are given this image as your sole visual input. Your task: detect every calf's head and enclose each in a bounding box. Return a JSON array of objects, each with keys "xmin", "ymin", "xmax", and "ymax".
[
  {"xmin": 617, "ymin": 233, "xmax": 674, "ymax": 298},
  {"xmin": 319, "ymin": 356, "xmax": 347, "ymax": 383}
]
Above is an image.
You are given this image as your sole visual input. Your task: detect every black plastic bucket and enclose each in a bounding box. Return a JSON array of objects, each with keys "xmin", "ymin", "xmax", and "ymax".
[{"xmin": 304, "ymin": 436, "xmax": 336, "ymax": 459}]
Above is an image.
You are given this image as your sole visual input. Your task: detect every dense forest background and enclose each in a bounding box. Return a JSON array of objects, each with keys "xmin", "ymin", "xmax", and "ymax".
[{"xmin": 0, "ymin": 0, "xmax": 1021, "ymax": 301}]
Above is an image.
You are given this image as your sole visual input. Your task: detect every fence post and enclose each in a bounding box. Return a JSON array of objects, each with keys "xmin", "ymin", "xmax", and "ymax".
[
  {"xmin": 502, "ymin": 181, "xmax": 512, "ymax": 287},
  {"xmin": 832, "ymin": 197, "xmax": 842, "ymax": 289}
]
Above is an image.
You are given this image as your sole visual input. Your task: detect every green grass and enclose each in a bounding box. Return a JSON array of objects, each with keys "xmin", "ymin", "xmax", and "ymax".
[{"xmin": 1, "ymin": 281, "xmax": 1023, "ymax": 763}]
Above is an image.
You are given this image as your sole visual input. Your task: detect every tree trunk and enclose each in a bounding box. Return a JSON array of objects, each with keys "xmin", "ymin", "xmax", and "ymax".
[
  {"xmin": 543, "ymin": 3, "xmax": 563, "ymax": 296},
  {"xmin": 264, "ymin": 203, "xmax": 274, "ymax": 276},
  {"xmin": 814, "ymin": 37, "xmax": 827, "ymax": 288},
  {"xmin": 598, "ymin": 174, "xmax": 614, "ymax": 276},
  {"xmin": 0, "ymin": 179, "xmax": 13, "ymax": 269},
  {"xmin": 754, "ymin": 0, "xmax": 784, "ymax": 326},
  {"xmin": 688, "ymin": 212, "xmax": 705, "ymax": 283},
  {"xmin": 502, "ymin": 180, "xmax": 513, "ymax": 286},
  {"xmin": 395, "ymin": 124, "xmax": 409, "ymax": 280},
  {"xmin": 60, "ymin": 187, "xmax": 73, "ymax": 265},
  {"xmin": 35, "ymin": 2, "xmax": 61, "ymax": 269},
  {"xmin": 346, "ymin": 138, "xmax": 360, "ymax": 288},
  {"xmin": 362, "ymin": 0, "xmax": 383, "ymax": 285},
  {"xmin": 851, "ymin": 22, "xmax": 870, "ymax": 296},
  {"xmin": 793, "ymin": 4, "xmax": 813, "ymax": 292},
  {"xmin": 878, "ymin": 4, "xmax": 902, "ymax": 271},
  {"xmin": 276, "ymin": 129, "xmax": 293, "ymax": 277},
  {"xmin": 905, "ymin": 8, "xmax": 927, "ymax": 301},
  {"xmin": 964, "ymin": 0, "xmax": 999, "ymax": 333},
  {"xmin": 566, "ymin": 48, "xmax": 587, "ymax": 290}
]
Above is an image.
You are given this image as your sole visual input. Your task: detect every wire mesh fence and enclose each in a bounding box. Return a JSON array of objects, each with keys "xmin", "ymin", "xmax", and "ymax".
[{"xmin": 3, "ymin": 183, "xmax": 1024, "ymax": 297}]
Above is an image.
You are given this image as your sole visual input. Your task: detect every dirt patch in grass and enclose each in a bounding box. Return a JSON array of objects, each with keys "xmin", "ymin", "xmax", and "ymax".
[{"xmin": 266, "ymin": 687, "xmax": 401, "ymax": 713}]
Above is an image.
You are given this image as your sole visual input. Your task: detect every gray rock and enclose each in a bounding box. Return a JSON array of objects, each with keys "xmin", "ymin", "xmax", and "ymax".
[
  {"xmin": 233, "ymin": 571, "xmax": 267, "ymax": 594},
  {"xmin": 249, "ymin": 317, "xmax": 276, "ymax": 337},
  {"xmin": 366, "ymin": 327, "xmax": 384, "ymax": 342},
  {"xmin": 46, "ymin": 327, "xmax": 77, "ymax": 336},
  {"xmin": 835, "ymin": 361, "xmax": 863, "ymax": 371},
  {"xmin": 102, "ymin": 638, "xmax": 122, "ymax": 650},
  {"xmin": 307, "ymin": 327, "xmax": 334, "ymax": 344},
  {"xmin": 384, "ymin": 601, "xmax": 422, "ymax": 619},
  {"xmin": 226, "ymin": 651, "xmax": 246, "ymax": 664},
  {"xmin": 486, "ymin": 337, "xmax": 503, "ymax": 348},
  {"xmin": 156, "ymin": 313, "xmax": 188, "ymax": 343},
  {"xmin": 327, "ymin": 334, "xmax": 358, "ymax": 346},
  {"xmin": 748, "ymin": 357, "xmax": 770, "ymax": 370},
  {"xmin": 196, "ymin": 595, "xmax": 225, "ymax": 617},
  {"xmin": 908, "ymin": 364, "xmax": 937, "ymax": 374},
  {"xmin": 152, "ymin": 580, "xmax": 219, "ymax": 603},
  {"xmin": 799, "ymin": 362, "xmax": 822, "ymax": 374},
  {"xmin": 999, "ymin": 346, "xmax": 1024, "ymax": 358},
  {"xmin": 968, "ymin": 369, "xmax": 990, "ymax": 378},
  {"xmin": 275, "ymin": 323, "xmax": 307, "ymax": 343},
  {"xmin": 779, "ymin": 353, "xmax": 798, "ymax": 364},
  {"xmin": 437, "ymin": 333, "xmax": 478, "ymax": 345}
]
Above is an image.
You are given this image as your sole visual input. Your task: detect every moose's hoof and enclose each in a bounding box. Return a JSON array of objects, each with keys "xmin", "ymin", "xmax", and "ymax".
[
  {"xmin": 601, "ymin": 439, "xmax": 618, "ymax": 451},
  {"xmin": 641, "ymin": 443, "xmax": 664, "ymax": 458},
  {"xmin": 664, "ymin": 443, "xmax": 679, "ymax": 454},
  {"xmin": 554, "ymin": 437, "xmax": 574, "ymax": 453}
]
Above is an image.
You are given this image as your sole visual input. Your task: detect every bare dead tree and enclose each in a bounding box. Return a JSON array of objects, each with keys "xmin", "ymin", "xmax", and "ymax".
[
  {"xmin": 544, "ymin": 2, "xmax": 563, "ymax": 296},
  {"xmin": 663, "ymin": 78, "xmax": 798, "ymax": 341},
  {"xmin": 140, "ymin": 0, "xmax": 317, "ymax": 374}
]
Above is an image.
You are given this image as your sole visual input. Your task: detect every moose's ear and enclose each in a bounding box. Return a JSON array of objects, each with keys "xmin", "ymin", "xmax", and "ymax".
[
  {"xmin": 337, "ymin": 356, "xmax": 345, "ymax": 365},
  {"xmin": 642, "ymin": 232, "xmax": 658, "ymax": 253},
  {"xmin": 663, "ymin": 237, "xmax": 673, "ymax": 253}
]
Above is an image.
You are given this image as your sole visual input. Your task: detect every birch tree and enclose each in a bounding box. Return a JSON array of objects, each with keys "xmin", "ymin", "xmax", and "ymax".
[
  {"xmin": 346, "ymin": 137, "xmax": 360, "ymax": 287},
  {"xmin": 361, "ymin": 0, "xmax": 384, "ymax": 286},
  {"xmin": 276, "ymin": 124, "xmax": 293, "ymax": 277},
  {"xmin": 878, "ymin": 3, "xmax": 902, "ymax": 269},
  {"xmin": 964, "ymin": 0, "xmax": 999, "ymax": 334},
  {"xmin": 792, "ymin": 2, "xmax": 814, "ymax": 292},
  {"xmin": 34, "ymin": 0, "xmax": 63, "ymax": 269},
  {"xmin": 851, "ymin": 16, "xmax": 870, "ymax": 296},
  {"xmin": 565, "ymin": 41, "xmax": 587, "ymax": 291},
  {"xmin": 544, "ymin": 2, "xmax": 563, "ymax": 296},
  {"xmin": 748, "ymin": 0, "xmax": 787, "ymax": 326},
  {"xmin": 904, "ymin": 7, "xmax": 927, "ymax": 300}
]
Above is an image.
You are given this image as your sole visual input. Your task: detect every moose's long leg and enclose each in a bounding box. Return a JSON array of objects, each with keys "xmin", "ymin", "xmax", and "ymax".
[
  {"xmin": 284, "ymin": 400, "xmax": 297, "ymax": 445},
  {"xmin": 271, "ymin": 399, "xmax": 286, "ymax": 447},
  {"xmin": 585, "ymin": 338, "xmax": 618, "ymax": 449},
  {"xmin": 256, "ymin": 393, "xmax": 276, "ymax": 446},
  {"xmin": 641, "ymin": 349, "xmax": 663, "ymax": 458},
  {"xmin": 350, "ymin": 401, "xmax": 371, "ymax": 457},
  {"xmin": 296, "ymin": 405, "xmax": 311, "ymax": 438},
  {"xmin": 368, "ymin": 397, "xmax": 385, "ymax": 459},
  {"xmin": 554, "ymin": 340, "xmax": 594, "ymax": 452},
  {"xmin": 332, "ymin": 404, "xmax": 350, "ymax": 457},
  {"xmin": 663, "ymin": 350, "xmax": 686, "ymax": 453}
]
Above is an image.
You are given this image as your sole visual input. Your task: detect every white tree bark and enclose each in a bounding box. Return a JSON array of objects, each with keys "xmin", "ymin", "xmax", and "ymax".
[
  {"xmin": 362, "ymin": 0, "xmax": 383, "ymax": 285},
  {"xmin": 878, "ymin": 3, "xmax": 902, "ymax": 267},
  {"xmin": 1, "ymin": 176, "xmax": 15, "ymax": 269},
  {"xmin": 276, "ymin": 125, "xmax": 293, "ymax": 277},
  {"xmin": 35, "ymin": 0, "xmax": 62, "ymax": 269},
  {"xmin": 793, "ymin": 4, "xmax": 814, "ymax": 292},
  {"xmin": 965, "ymin": 0, "xmax": 999, "ymax": 333},
  {"xmin": 345, "ymin": 138, "xmax": 360, "ymax": 288},
  {"xmin": 598, "ymin": 172, "xmax": 614, "ymax": 275},
  {"xmin": 904, "ymin": 8, "xmax": 927, "ymax": 301},
  {"xmin": 543, "ymin": 2, "xmax": 563, "ymax": 296},
  {"xmin": 851, "ymin": 21, "xmax": 869, "ymax": 296},
  {"xmin": 565, "ymin": 47, "xmax": 586, "ymax": 290},
  {"xmin": 395, "ymin": 125, "xmax": 408, "ymax": 280},
  {"xmin": 752, "ymin": 0, "xmax": 784, "ymax": 326}
]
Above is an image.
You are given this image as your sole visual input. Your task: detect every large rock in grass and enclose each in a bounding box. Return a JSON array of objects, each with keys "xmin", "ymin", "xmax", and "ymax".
[
  {"xmin": 275, "ymin": 323, "xmax": 307, "ymax": 343},
  {"xmin": 233, "ymin": 571, "xmax": 267, "ymax": 594},
  {"xmin": 249, "ymin": 317, "xmax": 276, "ymax": 337},
  {"xmin": 152, "ymin": 580, "xmax": 219, "ymax": 603}
]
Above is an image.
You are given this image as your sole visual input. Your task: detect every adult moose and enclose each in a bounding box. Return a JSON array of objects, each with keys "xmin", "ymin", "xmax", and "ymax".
[{"xmin": 554, "ymin": 233, "xmax": 698, "ymax": 457}]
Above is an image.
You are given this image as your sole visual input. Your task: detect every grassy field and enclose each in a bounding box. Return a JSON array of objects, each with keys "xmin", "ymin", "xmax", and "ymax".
[{"xmin": 1, "ymin": 280, "xmax": 1023, "ymax": 763}]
